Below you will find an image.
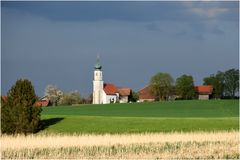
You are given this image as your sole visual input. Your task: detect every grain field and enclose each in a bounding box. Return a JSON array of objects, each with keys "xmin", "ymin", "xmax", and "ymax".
[{"xmin": 1, "ymin": 131, "xmax": 239, "ymax": 159}]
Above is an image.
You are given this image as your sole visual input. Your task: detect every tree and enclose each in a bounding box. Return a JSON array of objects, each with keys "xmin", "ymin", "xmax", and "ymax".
[
  {"xmin": 223, "ymin": 69, "xmax": 239, "ymax": 98},
  {"xmin": 44, "ymin": 85, "xmax": 63, "ymax": 106},
  {"xmin": 88, "ymin": 94, "xmax": 93, "ymax": 104},
  {"xmin": 129, "ymin": 91, "xmax": 139, "ymax": 102},
  {"xmin": 81, "ymin": 94, "xmax": 93, "ymax": 104},
  {"xmin": 1, "ymin": 79, "xmax": 42, "ymax": 134},
  {"xmin": 59, "ymin": 90, "xmax": 81, "ymax": 105},
  {"xmin": 176, "ymin": 75, "xmax": 195, "ymax": 99},
  {"xmin": 203, "ymin": 69, "xmax": 239, "ymax": 99},
  {"xmin": 203, "ymin": 73, "xmax": 223, "ymax": 99},
  {"xmin": 150, "ymin": 72, "xmax": 174, "ymax": 100}
]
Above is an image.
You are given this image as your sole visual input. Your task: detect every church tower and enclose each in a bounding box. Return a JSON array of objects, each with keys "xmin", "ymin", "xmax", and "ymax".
[{"xmin": 92, "ymin": 57, "xmax": 103, "ymax": 104}]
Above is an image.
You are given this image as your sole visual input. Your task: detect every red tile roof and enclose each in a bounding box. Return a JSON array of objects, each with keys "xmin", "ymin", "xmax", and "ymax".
[
  {"xmin": 138, "ymin": 85, "xmax": 156, "ymax": 100},
  {"xmin": 118, "ymin": 88, "xmax": 131, "ymax": 96},
  {"xmin": 195, "ymin": 85, "xmax": 213, "ymax": 95},
  {"xmin": 103, "ymin": 83, "xmax": 118, "ymax": 95},
  {"xmin": 34, "ymin": 97, "xmax": 50, "ymax": 107}
]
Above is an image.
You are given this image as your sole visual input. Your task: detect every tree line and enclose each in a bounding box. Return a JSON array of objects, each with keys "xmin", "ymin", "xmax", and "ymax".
[
  {"xmin": 1, "ymin": 68, "xmax": 238, "ymax": 134},
  {"xmin": 44, "ymin": 85, "xmax": 92, "ymax": 106},
  {"xmin": 150, "ymin": 68, "xmax": 239, "ymax": 100}
]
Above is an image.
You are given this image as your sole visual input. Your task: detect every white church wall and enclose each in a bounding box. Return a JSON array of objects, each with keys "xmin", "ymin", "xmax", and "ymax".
[
  {"xmin": 105, "ymin": 94, "xmax": 117, "ymax": 104},
  {"xmin": 93, "ymin": 80, "xmax": 103, "ymax": 104},
  {"xmin": 102, "ymin": 91, "xmax": 107, "ymax": 104}
]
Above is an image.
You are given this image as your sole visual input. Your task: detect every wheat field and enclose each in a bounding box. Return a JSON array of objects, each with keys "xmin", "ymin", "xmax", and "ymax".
[{"xmin": 1, "ymin": 131, "xmax": 239, "ymax": 159}]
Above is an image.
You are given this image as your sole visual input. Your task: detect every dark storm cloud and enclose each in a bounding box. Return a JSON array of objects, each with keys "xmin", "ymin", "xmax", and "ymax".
[
  {"xmin": 1, "ymin": 1, "xmax": 239, "ymax": 97},
  {"xmin": 2, "ymin": 1, "xmax": 238, "ymax": 22}
]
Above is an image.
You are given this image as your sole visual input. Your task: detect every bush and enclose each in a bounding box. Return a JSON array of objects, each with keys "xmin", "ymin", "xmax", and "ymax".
[{"xmin": 1, "ymin": 79, "xmax": 42, "ymax": 134}]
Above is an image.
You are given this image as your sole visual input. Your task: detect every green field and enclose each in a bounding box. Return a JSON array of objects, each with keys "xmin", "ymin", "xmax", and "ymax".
[{"xmin": 40, "ymin": 100, "xmax": 239, "ymax": 134}]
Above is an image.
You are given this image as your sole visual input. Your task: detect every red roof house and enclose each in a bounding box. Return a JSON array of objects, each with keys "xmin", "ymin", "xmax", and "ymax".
[
  {"xmin": 117, "ymin": 88, "xmax": 131, "ymax": 96},
  {"xmin": 195, "ymin": 85, "xmax": 213, "ymax": 100},
  {"xmin": 138, "ymin": 85, "xmax": 156, "ymax": 102},
  {"xmin": 117, "ymin": 88, "xmax": 132, "ymax": 103},
  {"xmin": 34, "ymin": 97, "xmax": 50, "ymax": 107},
  {"xmin": 103, "ymin": 83, "xmax": 118, "ymax": 95},
  {"xmin": 103, "ymin": 83, "xmax": 132, "ymax": 103}
]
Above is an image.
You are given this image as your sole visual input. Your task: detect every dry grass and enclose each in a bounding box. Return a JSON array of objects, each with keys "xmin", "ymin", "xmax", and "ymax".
[{"xmin": 1, "ymin": 131, "xmax": 239, "ymax": 159}]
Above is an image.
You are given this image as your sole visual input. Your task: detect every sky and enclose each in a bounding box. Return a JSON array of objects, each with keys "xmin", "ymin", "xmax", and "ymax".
[{"xmin": 1, "ymin": 1, "xmax": 239, "ymax": 97}]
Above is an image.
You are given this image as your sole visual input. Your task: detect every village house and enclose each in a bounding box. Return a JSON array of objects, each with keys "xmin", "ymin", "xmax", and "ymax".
[
  {"xmin": 195, "ymin": 85, "xmax": 213, "ymax": 100},
  {"xmin": 138, "ymin": 85, "xmax": 214, "ymax": 101},
  {"xmin": 34, "ymin": 96, "xmax": 50, "ymax": 106},
  {"xmin": 138, "ymin": 85, "xmax": 156, "ymax": 102},
  {"xmin": 92, "ymin": 58, "xmax": 132, "ymax": 104},
  {"xmin": 102, "ymin": 83, "xmax": 132, "ymax": 103}
]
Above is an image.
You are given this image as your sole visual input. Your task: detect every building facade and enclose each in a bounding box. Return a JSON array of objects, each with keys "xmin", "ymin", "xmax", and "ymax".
[
  {"xmin": 92, "ymin": 58, "xmax": 131, "ymax": 104},
  {"xmin": 138, "ymin": 85, "xmax": 156, "ymax": 102},
  {"xmin": 195, "ymin": 85, "xmax": 213, "ymax": 100},
  {"xmin": 92, "ymin": 58, "xmax": 104, "ymax": 104}
]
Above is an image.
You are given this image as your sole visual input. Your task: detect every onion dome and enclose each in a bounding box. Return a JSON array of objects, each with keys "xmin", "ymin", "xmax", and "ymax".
[{"xmin": 94, "ymin": 56, "xmax": 102, "ymax": 70}]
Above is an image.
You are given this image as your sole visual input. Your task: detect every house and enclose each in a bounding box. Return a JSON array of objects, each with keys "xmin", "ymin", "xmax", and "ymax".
[
  {"xmin": 102, "ymin": 84, "xmax": 132, "ymax": 104},
  {"xmin": 138, "ymin": 85, "xmax": 156, "ymax": 102},
  {"xmin": 92, "ymin": 57, "xmax": 132, "ymax": 104},
  {"xmin": 102, "ymin": 83, "xmax": 118, "ymax": 103},
  {"xmin": 34, "ymin": 97, "xmax": 50, "ymax": 106},
  {"xmin": 195, "ymin": 85, "xmax": 213, "ymax": 100},
  {"xmin": 118, "ymin": 88, "xmax": 132, "ymax": 103}
]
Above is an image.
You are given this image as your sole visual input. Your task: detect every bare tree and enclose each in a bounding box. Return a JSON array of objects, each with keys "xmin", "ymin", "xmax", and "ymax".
[
  {"xmin": 44, "ymin": 85, "xmax": 63, "ymax": 106},
  {"xmin": 59, "ymin": 90, "xmax": 81, "ymax": 105}
]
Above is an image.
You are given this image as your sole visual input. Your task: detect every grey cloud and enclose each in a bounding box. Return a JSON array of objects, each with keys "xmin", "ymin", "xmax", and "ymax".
[
  {"xmin": 1, "ymin": 3, "xmax": 238, "ymax": 97},
  {"xmin": 211, "ymin": 26, "xmax": 224, "ymax": 35},
  {"xmin": 2, "ymin": 1, "xmax": 238, "ymax": 22},
  {"xmin": 145, "ymin": 23, "xmax": 162, "ymax": 32}
]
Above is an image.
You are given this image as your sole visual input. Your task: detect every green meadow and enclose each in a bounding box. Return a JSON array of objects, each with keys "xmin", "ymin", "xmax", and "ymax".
[{"xmin": 40, "ymin": 100, "xmax": 239, "ymax": 134}]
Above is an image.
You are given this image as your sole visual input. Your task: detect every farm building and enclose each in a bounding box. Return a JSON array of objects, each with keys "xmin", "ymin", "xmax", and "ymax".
[
  {"xmin": 118, "ymin": 88, "xmax": 132, "ymax": 103},
  {"xmin": 138, "ymin": 85, "xmax": 214, "ymax": 101},
  {"xmin": 34, "ymin": 97, "xmax": 50, "ymax": 106},
  {"xmin": 103, "ymin": 84, "xmax": 132, "ymax": 104},
  {"xmin": 195, "ymin": 85, "xmax": 213, "ymax": 100},
  {"xmin": 138, "ymin": 85, "xmax": 156, "ymax": 102},
  {"xmin": 92, "ymin": 58, "xmax": 132, "ymax": 104}
]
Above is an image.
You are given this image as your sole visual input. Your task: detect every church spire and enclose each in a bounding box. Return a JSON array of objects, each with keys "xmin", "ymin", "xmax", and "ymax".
[{"xmin": 94, "ymin": 55, "xmax": 102, "ymax": 70}]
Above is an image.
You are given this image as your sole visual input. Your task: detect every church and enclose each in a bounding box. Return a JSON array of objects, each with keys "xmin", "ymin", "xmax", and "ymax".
[{"xmin": 92, "ymin": 58, "xmax": 132, "ymax": 104}]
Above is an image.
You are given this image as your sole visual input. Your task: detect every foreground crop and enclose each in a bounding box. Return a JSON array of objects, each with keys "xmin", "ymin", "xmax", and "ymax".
[{"xmin": 1, "ymin": 131, "xmax": 239, "ymax": 159}]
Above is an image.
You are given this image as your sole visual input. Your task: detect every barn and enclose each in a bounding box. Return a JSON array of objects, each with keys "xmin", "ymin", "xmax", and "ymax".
[{"xmin": 195, "ymin": 85, "xmax": 213, "ymax": 100}]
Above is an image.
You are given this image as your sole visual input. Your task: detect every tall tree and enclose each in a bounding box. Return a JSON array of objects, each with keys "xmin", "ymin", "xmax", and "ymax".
[
  {"xmin": 203, "ymin": 73, "xmax": 223, "ymax": 99},
  {"xmin": 223, "ymin": 69, "xmax": 239, "ymax": 98},
  {"xmin": 176, "ymin": 75, "xmax": 195, "ymax": 99},
  {"xmin": 203, "ymin": 69, "xmax": 239, "ymax": 99},
  {"xmin": 129, "ymin": 91, "xmax": 139, "ymax": 102},
  {"xmin": 150, "ymin": 72, "xmax": 174, "ymax": 100},
  {"xmin": 1, "ymin": 79, "xmax": 42, "ymax": 134}
]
